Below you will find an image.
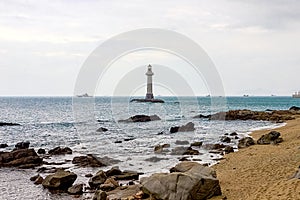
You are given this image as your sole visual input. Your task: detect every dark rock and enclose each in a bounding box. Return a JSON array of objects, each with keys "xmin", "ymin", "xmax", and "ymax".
[
  {"xmin": 154, "ymin": 144, "xmax": 170, "ymax": 154},
  {"xmin": 179, "ymin": 157, "xmax": 190, "ymax": 161},
  {"xmin": 105, "ymin": 166, "xmax": 122, "ymax": 177},
  {"xmin": 37, "ymin": 148, "xmax": 46, "ymax": 154},
  {"xmin": 0, "ymin": 148, "xmax": 42, "ymax": 168},
  {"xmin": 171, "ymin": 147, "xmax": 188, "ymax": 155},
  {"xmin": 238, "ymin": 137, "xmax": 255, "ymax": 148},
  {"xmin": 0, "ymin": 143, "xmax": 8, "ymax": 148},
  {"xmin": 289, "ymin": 106, "xmax": 300, "ymax": 111},
  {"xmin": 99, "ymin": 178, "xmax": 119, "ymax": 192},
  {"xmin": 203, "ymin": 143, "xmax": 226, "ymax": 150},
  {"xmin": 67, "ymin": 183, "xmax": 83, "ymax": 195},
  {"xmin": 89, "ymin": 170, "xmax": 107, "ymax": 189},
  {"xmin": 30, "ymin": 174, "xmax": 40, "ymax": 181},
  {"xmin": 48, "ymin": 147, "xmax": 72, "ymax": 155},
  {"xmin": 183, "ymin": 147, "xmax": 200, "ymax": 155},
  {"xmin": 220, "ymin": 136, "xmax": 231, "ymax": 143},
  {"xmin": 96, "ymin": 127, "xmax": 108, "ymax": 132},
  {"xmin": 145, "ymin": 156, "xmax": 169, "ymax": 163},
  {"xmin": 175, "ymin": 140, "xmax": 189, "ymax": 145},
  {"xmin": 14, "ymin": 141, "xmax": 30, "ymax": 150},
  {"xmin": 230, "ymin": 132, "xmax": 238, "ymax": 136},
  {"xmin": 0, "ymin": 122, "xmax": 20, "ymax": 126},
  {"xmin": 142, "ymin": 162, "xmax": 221, "ymax": 200},
  {"xmin": 257, "ymin": 131, "xmax": 283, "ymax": 145},
  {"xmin": 170, "ymin": 122, "xmax": 195, "ymax": 133},
  {"xmin": 93, "ymin": 190, "xmax": 107, "ymax": 200},
  {"xmin": 72, "ymin": 154, "xmax": 120, "ymax": 167},
  {"xmin": 192, "ymin": 114, "xmax": 211, "ymax": 119},
  {"xmin": 190, "ymin": 141, "xmax": 203, "ymax": 147},
  {"xmin": 34, "ymin": 175, "xmax": 44, "ymax": 185},
  {"xmin": 42, "ymin": 169, "xmax": 77, "ymax": 190},
  {"xmin": 114, "ymin": 140, "xmax": 122, "ymax": 143},
  {"xmin": 118, "ymin": 114, "xmax": 161, "ymax": 122},
  {"xmin": 235, "ymin": 136, "xmax": 239, "ymax": 139},
  {"xmin": 85, "ymin": 173, "xmax": 93, "ymax": 178},
  {"xmin": 224, "ymin": 146, "xmax": 234, "ymax": 154},
  {"xmin": 114, "ymin": 170, "xmax": 140, "ymax": 181},
  {"xmin": 124, "ymin": 138, "xmax": 135, "ymax": 141}
]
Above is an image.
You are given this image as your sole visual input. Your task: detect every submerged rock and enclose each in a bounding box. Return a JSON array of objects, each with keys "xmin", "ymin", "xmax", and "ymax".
[
  {"xmin": 42, "ymin": 169, "xmax": 77, "ymax": 191},
  {"xmin": 257, "ymin": 131, "xmax": 283, "ymax": 145},
  {"xmin": 238, "ymin": 137, "xmax": 255, "ymax": 148},
  {"xmin": 154, "ymin": 144, "xmax": 170, "ymax": 154},
  {"xmin": 190, "ymin": 141, "xmax": 203, "ymax": 147},
  {"xmin": 14, "ymin": 141, "xmax": 30, "ymax": 150},
  {"xmin": 175, "ymin": 140, "xmax": 189, "ymax": 145},
  {"xmin": 170, "ymin": 122, "xmax": 195, "ymax": 133},
  {"xmin": 141, "ymin": 162, "xmax": 221, "ymax": 200},
  {"xmin": 118, "ymin": 114, "xmax": 161, "ymax": 122},
  {"xmin": 0, "ymin": 143, "xmax": 8, "ymax": 148},
  {"xmin": 48, "ymin": 147, "xmax": 72, "ymax": 155},
  {"xmin": 96, "ymin": 127, "xmax": 108, "ymax": 132}
]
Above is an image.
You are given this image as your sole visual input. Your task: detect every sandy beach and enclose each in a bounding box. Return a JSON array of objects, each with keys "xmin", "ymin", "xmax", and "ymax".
[{"xmin": 212, "ymin": 118, "xmax": 300, "ymax": 200}]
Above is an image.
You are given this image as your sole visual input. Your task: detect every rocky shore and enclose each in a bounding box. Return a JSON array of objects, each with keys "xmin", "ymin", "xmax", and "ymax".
[{"xmin": 1, "ymin": 107, "xmax": 300, "ymax": 199}]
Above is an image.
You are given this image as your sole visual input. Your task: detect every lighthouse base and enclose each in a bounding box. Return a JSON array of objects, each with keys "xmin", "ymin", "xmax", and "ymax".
[{"xmin": 130, "ymin": 98, "xmax": 164, "ymax": 103}]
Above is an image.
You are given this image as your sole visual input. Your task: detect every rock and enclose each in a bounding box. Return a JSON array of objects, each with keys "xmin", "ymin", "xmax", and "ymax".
[
  {"xmin": 175, "ymin": 140, "xmax": 189, "ymax": 145},
  {"xmin": 106, "ymin": 166, "xmax": 122, "ymax": 177},
  {"xmin": 0, "ymin": 143, "xmax": 8, "ymax": 148},
  {"xmin": 238, "ymin": 137, "xmax": 255, "ymax": 148},
  {"xmin": 34, "ymin": 175, "xmax": 44, "ymax": 185},
  {"xmin": 89, "ymin": 170, "xmax": 107, "ymax": 188},
  {"xmin": 37, "ymin": 148, "xmax": 46, "ymax": 154},
  {"xmin": 96, "ymin": 127, "xmax": 108, "ymax": 132},
  {"xmin": 0, "ymin": 122, "xmax": 20, "ymax": 126},
  {"xmin": 0, "ymin": 148, "xmax": 43, "ymax": 168},
  {"xmin": 68, "ymin": 183, "xmax": 83, "ymax": 195},
  {"xmin": 145, "ymin": 156, "xmax": 169, "ymax": 163},
  {"xmin": 224, "ymin": 146, "xmax": 234, "ymax": 154},
  {"xmin": 14, "ymin": 141, "xmax": 30, "ymax": 150},
  {"xmin": 154, "ymin": 144, "xmax": 170, "ymax": 154},
  {"xmin": 114, "ymin": 140, "xmax": 122, "ymax": 143},
  {"xmin": 230, "ymin": 132, "xmax": 238, "ymax": 136},
  {"xmin": 171, "ymin": 147, "xmax": 188, "ymax": 155},
  {"xmin": 93, "ymin": 190, "xmax": 107, "ymax": 200},
  {"xmin": 42, "ymin": 169, "xmax": 77, "ymax": 190},
  {"xmin": 257, "ymin": 131, "xmax": 283, "ymax": 145},
  {"xmin": 141, "ymin": 162, "xmax": 221, "ymax": 200},
  {"xmin": 124, "ymin": 138, "xmax": 135, "ymax": 141},
  {"xmin": 30, "ymin": 174, "xmax": 40, "ymax": 181},
  {"xmin": 292, "ymin": 168, "xmax": 300, "ymax": 179},
  {"xmin": 220, "ymin": 136, "xmax": 231, "ymax": 143},
  {"xmin": 170, "ymin": 122, "xmax": 195, "ymax": 133},
  {"xmin": 203, "ymin": 143, "xmax": 226, "ymax": 150},
  {"xmin": 192, "ymin": 114, "xmax": 211, "ymax": 119},
  {"xmin": 114, "ymin": 170, "xmax": 140, "ymax": 181},
  {"xmin": 183, "ymin": 147, "xmax": 200, "ymax": 155},
  {"xmin": 72, "ymin": 154, "xmax": 106, "ymax": 167},
  {"xmin": 118, "ymin": 114, "xmax": 161, "ymax": 122},
  {"xmin": 289, "ymin": 106, "xmax": 300, "ymax": 111},
  {"xmin": 85, "ymin": 173, "xmax": 93, "ymax": 178},
  {"xmin": 104, "ymin": 178, "xmax": 119, "ymax": 187},
  {"xmin": 190, "ymin": 141, "xmax": 203, "ymax": 147},
  {"xmin": 48, "ymin": 147, "xmax": 72, "ymax": 155}
]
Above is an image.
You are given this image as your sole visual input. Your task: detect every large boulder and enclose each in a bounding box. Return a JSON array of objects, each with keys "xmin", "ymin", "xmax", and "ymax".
[
  {"xmin": 238, "ymin": 137, "xmax": 255, "ymax": 148},
  {"xmin": 48, "ymin": 147, "xmax": 72, "ymax": 155},
  {"xmin": 170, "ymin": 122, "xmax": 195, "ymax": 133},
  {"xmin": 118, "ymin": 114, "xmax": 161, "ymax": 122},
  {"xmin": 0, "ymin": 148, "xmax": 43, "ymax": 168},
  {"xmin": 141, "ymin": 162, "xmax": 221, "ymax": 200},
  {"xmin": 42, "ymin": 169, "xmax": 77, "ymax": 190},
  {"xmin": 257, "ymin": 131, "xmax": 283, "ymax": 145}
]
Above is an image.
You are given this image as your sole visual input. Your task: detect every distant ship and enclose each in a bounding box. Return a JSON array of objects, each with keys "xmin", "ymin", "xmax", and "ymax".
[
  {"xmin": 77, "ymin": 93, "xmax": 91, "ymax": 97},
  {"xmin": 292, "ymin": 91, "xmax": 300, "ymax": 98}
]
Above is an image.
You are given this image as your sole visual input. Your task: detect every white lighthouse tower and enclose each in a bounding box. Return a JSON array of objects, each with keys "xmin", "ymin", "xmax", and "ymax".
[{"xmin": 145, "ymin": 64, "xmax": 154, "ymax": 100}]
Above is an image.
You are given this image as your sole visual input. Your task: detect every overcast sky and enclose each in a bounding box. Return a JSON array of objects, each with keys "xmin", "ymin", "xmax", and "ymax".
[{"xmin": 0, "ymin": 0, "xmax": 299, "ymax": 96}]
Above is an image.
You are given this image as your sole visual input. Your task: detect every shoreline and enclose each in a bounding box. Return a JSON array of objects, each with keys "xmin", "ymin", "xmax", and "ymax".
[{"xmin": 211, "ymin": 117, "xmax": 300, "ymax": 200}]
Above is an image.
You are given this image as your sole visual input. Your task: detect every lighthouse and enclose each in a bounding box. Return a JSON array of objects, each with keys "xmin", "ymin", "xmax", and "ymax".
[{"xmin": 145, "ymin": 64, "xmax": 154, "ymax": 100}]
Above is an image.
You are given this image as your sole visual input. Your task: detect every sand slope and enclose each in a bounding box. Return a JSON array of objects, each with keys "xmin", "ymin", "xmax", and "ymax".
[{"xmin": 211, "ymin": 118, "xmax": 300, "ymax": 200}]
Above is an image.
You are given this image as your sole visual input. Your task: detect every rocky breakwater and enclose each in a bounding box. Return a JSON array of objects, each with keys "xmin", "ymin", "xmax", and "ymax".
[
  {"xmin": 141, "ymin": 161, "xmax": 222, "ymax": 200},
  {"xmin": 194, "ymin": 107, "xmax": 300, "ymax": 122},
  {"xmin": 0, "ymin": 141, "xmax": 42, "ymax": 169}
]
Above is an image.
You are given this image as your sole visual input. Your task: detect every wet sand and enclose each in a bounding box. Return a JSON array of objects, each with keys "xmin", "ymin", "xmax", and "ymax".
[{"xmin": 211, "ymin": 118, "xmax": 300, "ymax": 200}]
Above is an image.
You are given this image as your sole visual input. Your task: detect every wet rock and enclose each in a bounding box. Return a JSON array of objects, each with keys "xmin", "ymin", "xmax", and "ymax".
[
  {"xmin": 224, "ymin": 146, "xmax": 234, "ymax": 154},
  {"xmin": 289, "ymin": 106, "xmax": 300, "ymax": 111},
  {"xmin": 179, "ymin": 157, "xmax": 190, "ymax": 161},
  {"xmin": 238, "ymin": 137, "xmax": 255, "ymax": 148},
  {"xmin": 175, "ymin": 140, "xmax": 189, "ymax": 145},
  {"xmin": 106, "ymin": 185, "xmax": 141, "ymax": 200},
  {"xmin": 42, "ymin": 169, "xmax": 77, "ymax": 190},
  {"xmin": 183, "ymin": 147, "xmax": 200, "ymax": 155},
  {"xmin": 0, "ymin": 148, "xmax": 43, "ymax": 168},
  {"xmin": 257, "ymin": 131, "xmax": 283, "ymax": 145},
  {"xmin": 96, "ymin": 127, "xmax": 108, "ymax": 132},
  {"xmin": 118, "ymin": 114, "xmax": 161, "ymax": 122},
  {"xmin": 30, "ymin": 174, "xmax": 40, "ymax": 181},
  {"xmin": 192, "ymin": 114, "xmax": 211, "ymax": 119},
  {"xmin": 37, "ymin": 148, "xmax": 46, "ymax": 154},
  {"xmin": 67, "ymin": 183, "xmax": 83, "ymax": 195},
  {"xmin": 141, "ymin": 162, "xmax": 221, "ymax": 200},
  {"xmin": 14, "ymin": 141, "xmax": 30, "ymax": 150},
  {"xmin": 171, "ymin": 147, "xmax": 188, "ymax": 155},
  {"xmin": 89, "ymin": 170, "xmax": 107, "ymax": 189},
  {"xmin": 230, "ymin": 132, "xmax": 238, "ymax": 136},
  {"xmin": 170, "ymin": 122, "xmax": 195, "ymax": 133},
  {"xmin": 154, "ymin": 144, "xmax": 170, "ymax": 154},
  {"xmin": 48, "ymin": 147, "xmax": 72, "ymax": 155},
  {"xmin": 220, "ymin": 136, "xmax": 231, "ymax": 143},
  {"xmin": 106, "ymin": 166, "xmax": 122, "ymax": 177},
  {"xmin": 114, "ymin": 140, "xmax": 122, "ymax": 143},
  {"xmin": 190, "ymin": 141, "xmax": 203, "ymax": 147},
  {"xmin": 145, "ymin": 156, "xmax": 169, "ymax": 163},
  {"xmin": 114, "ymin": 170, "xmax": 140, "ymax": 181},
  {"xmin": 85, "ymin": 173, "xmax": 93, "ymax": 178},
  {"xmin": 124, "ymin": 138, "xmax": 135, "ymax": 141},
  {"xmin": 72, "ymin": 154, "xmax": 106, "ymax": 167},
  {"xmin": 99, "ymin": 178, "xmax": 119, "ymax": 192},
  {"xmin": 34, "ymin": 175, "xmax": 44, "ymax": 185},
  {"xmin": 93, "ymin": 190, "xmax": 107, "ymax": 200},
  {"xmin": 203, "ymin": 143, "xmax": 226, "ymax": 150},
  {"xmin": 0, "ymin": 122, "xmax": 20, "ymax": 126},
  {"xmin": 0, "ymin": 143, "xmax": 8, "ymax": 148}
]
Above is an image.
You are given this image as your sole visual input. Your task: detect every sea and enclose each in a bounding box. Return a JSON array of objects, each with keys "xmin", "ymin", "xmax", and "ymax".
[{"xmin": 0, "ymin": 96, "xmax": 299, "ymax": 200}]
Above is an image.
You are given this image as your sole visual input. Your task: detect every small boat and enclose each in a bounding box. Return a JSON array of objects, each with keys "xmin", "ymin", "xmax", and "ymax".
[
  {"xmin": 243, "ymin": 94, "xmax": 249, "ymax": 97},
  {"xmin": 292, "ymin": 91, "xmax": 300, "ymax": 98},
  {"xmin": 77, "ymin": 93, "xmax": 91, "ymax": 97}
]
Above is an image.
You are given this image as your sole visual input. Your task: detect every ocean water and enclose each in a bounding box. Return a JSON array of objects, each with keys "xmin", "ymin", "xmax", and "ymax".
[{"xmin": 0, "ymin": 96, "xmax": 299, "ymax": 199}]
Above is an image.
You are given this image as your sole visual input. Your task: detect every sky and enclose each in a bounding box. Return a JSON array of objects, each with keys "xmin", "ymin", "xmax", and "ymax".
[{"xmin": 0, "ymin": 0, "xmax": 299, "ymax": 96}]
